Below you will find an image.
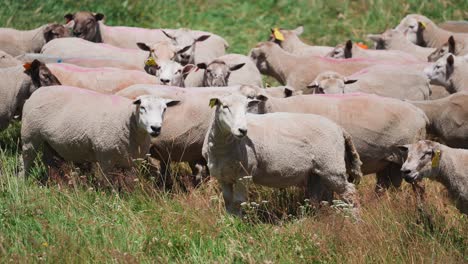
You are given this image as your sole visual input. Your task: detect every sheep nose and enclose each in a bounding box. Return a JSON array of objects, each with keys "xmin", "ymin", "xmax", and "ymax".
[
  {"xmin": 238, "ymin": 128, "xmax": 248, "ymax": 136},
  {"xmin": 400, "ymin": 169, "xmax": 411, "ymax": 175},
  {"xmin": 150, "ymin": 126, "xmax": 161, "ymax": 136},
  {"xmin": 160, "ymin": 79, "xmax": 170, "ymax": 84}
]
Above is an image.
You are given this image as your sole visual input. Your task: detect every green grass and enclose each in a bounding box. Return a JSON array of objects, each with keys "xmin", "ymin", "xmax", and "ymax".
[{"xmin": 1, "ymin": 0, "xmax": 468, "ymax": 262}]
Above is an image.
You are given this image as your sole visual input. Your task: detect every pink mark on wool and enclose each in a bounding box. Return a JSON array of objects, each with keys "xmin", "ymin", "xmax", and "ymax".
[
  {"xmin": 315, "ymin": 56, "xmax": 378, "ymax": 64},
  {"xmin": 348, "ymin": 68, "xmax": 370, "ymax": 78},
  {"xmin": 51, "ymin": 63, "xmax": 116, "ymax": 73}
]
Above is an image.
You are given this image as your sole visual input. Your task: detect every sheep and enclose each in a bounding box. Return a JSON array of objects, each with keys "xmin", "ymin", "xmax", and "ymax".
[
  {"xmin": 249, "ymin": 41, "xmax": 384, "ymax": 90},
  {"xmin": 438, "ymin": 21, "xmax": 468, "ymax": 33},
  {"xmin": 305, "ymin": 66, "xmax": 431, "ymax": 100},
  {"xmin": 41, "ymin": 38, "xmax": 149, "ymax": 71},
  {"xmin": 64, "ymin": 12, "xmax": 228, "ymax": 64},
  {"xmin": 327, "ymin": 40, "xmax": 421, "ymax": 63},
  {"xmin": 21, "ymin": 85, "xmax": 179, "ymax": 176},
  {"xmin": 0, "ymin": 50, "xmax": 21, "ymax": 68},
  {"xmin": 136, "ymin": 40, "xmax": 191, "ymax": 75},
  {"xmin": 394, "ymin": 14, "xmax": 468, "ymax": 48},
  {"xmin": 196, "ymin": 54, "xmax": 263, "ymax": 87},
  {"xmin": 267, "ymin": 26, "xmax": 333, "ymax": 56},
  {"xmin": 428, "ymin": 36, "xmax": 468, "ymax": 62},
  {"xmin": 202, "ymin": 93, "xmax": 362, "ymax": 215},
  {"xmin": 0, "ymin": 60, "xmax": 61, "ymax": 131},
  {"xmin": 367, "ymin": 29, "xmax": 435, "ymax": 61},
  {"xmin": 410, "ymin": 92, "xmax": 468, "ymax": 149},
  {"xmin": 154, "ymin": 60, "xmax": 196, "ymax": 87},
  {"xmin": 116, "ymin": 84, "xmax": 267, "ymax": 180},
  {"xmin": 255, "ymin": 93, "xmax": 428, "ymax": 192},
  {"xmin": 0, "ymin": 24, "xmax": 70, "ymax": 57},
  {"xmin": 46, "ymin": 63, "xmax": 158, "ymax": 93},
  {"xmin": 424, "ymin": 54, "xmax": 468, "ymax": 94},
  {"xmin": 400, "ymin": 140, "xmax": 468, "ymax": 214}
]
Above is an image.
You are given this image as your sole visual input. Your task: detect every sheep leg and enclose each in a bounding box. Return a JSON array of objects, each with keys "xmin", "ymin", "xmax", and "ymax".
[
  {"xmin": 375, "ymin": 163, "xmax": 403, "ymax": 194},
  {"xmin": 233, "ymin": 181, "xmax": 248, "ymax": 216},
  {"xmin": 22, "ymin": 141, "xmax": 39, "ymax": 178},
  {"xmin": 220, "ymin": 181, "xmax": 235, "ymax": 214},
  {"xmin": 306, "ymin": 176, "xmax": 334, "ymax": 205},
  {"xmin": 321, "ymin": 173, "xmax": 360, "ymax": 209}
]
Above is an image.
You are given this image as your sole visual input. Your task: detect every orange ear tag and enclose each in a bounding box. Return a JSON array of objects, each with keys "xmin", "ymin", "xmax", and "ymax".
[{"xmin": 356, "ymin": 42, "xmax": 368, "ymax": 49}]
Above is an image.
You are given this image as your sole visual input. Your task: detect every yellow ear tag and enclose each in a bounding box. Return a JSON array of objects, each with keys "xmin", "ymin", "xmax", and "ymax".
[
  {"xmin": 145, "ymin": 56, "xmax": 157, "ymax": 67},
  {"xmin": 431, "ymin": 150, "xmax": 441, "ymax": 168},
  {"xmin": 209, "ymin": 99, "xmax": 217, "ymax": 108},
  {"xmin": 273, "ymin": 28, "xmax": 285, "ymax": 41},
  {"xmin": 420, "ymin": 22, "xmax": 427, "ymax": 29}
]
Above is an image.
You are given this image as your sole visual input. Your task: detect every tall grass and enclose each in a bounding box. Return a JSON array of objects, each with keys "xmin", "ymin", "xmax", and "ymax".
[{"xmin": 0, "ymin": 0, "xmax": 467, "ymax": 262}]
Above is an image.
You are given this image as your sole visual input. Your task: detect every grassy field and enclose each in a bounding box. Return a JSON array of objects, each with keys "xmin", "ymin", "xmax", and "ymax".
[{"xmin": 1, "ymin": 0, "xmax": 468, "ymax": 262}]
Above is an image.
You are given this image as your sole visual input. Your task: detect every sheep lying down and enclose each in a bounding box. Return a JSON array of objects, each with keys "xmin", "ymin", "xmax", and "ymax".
[
  {"xmin": 21, "ymin": 86, "xmax": 179, "ymax": 176},
  {"xmin": 202, "ymin": 94, "xmax": 362, "ymax": 216},
  {"xmin": 400, "ymin": 140, "xmax": 468, "ymax": 214}
]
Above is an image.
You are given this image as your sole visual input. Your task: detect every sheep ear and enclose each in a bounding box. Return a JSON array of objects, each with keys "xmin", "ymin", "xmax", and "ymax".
[
  {"xmin": 448, "ymin": 36, "xmax": 456, "ymax": 54},
  {"xmin": 162, "ymin": 30, "xmax": 176, "ymax": 41},
  {"xmin": 196, "ymin": 63, "xmax": 207, "ymax": 70},
  {"xmin": 94, "ymin": 13, "xmax": 105, "ymax": 21},
  {"xmin": 292, "ymin": 26, "xmax": 304, "ymax": 36},
  {"xmin": 23, "ymin": 59, "xmax": 41, "ymax": 74},
  {"xmin": 209, "ymin": 98, "xmax": 219, "ymax": 108},
  {"xmin": 133, "ymin": 99, "xmax": 141, "ymax": 105},
  {"xmin": 307, "ymin": 82, "xmax": 319, "ymax": 88},
  {"xmin": 344, "ymin": 40, "xmax": 353, "ymax": 58},
  {"xmin": 229, "ymin": 63, "xmax": 245, "ymax": 72},
  {"xmin": 367, "ymin": 34, "xmax": 382, "ymax": 42},
  {"xmin": 177, "ymin": 45, "xmax": 192, "ymax": 54},
  {"xmin": 182, "ymin": 64, "xmax": 196, "ymax": 78},
  {"xmin": 284, "ymin": 88, "xmax": 293, "ymax": 98},
  {"xmin": 447, "ymin": 54, "xmax": 454, "ymax": 66},
  {"xmin": 195, "ymin": 35, "xmax": 210, "ymax": 42},
  {"xmin": 256, "ymin": 94, "xmax": 269, "ymax": 101},
  {"xmin": 136, "ymin": 42, "xmax": 151, "ymax": 51},
  {"xmin": 165, "ymin": 99, "xmax": 180, "ymax": 107},
  {"xmin": 344, "ymin": 79, "xmax": 358, "ymax": 85},
  {"xmin": 64, "ymin": 13, "xmax": 74, "ymax": 23},
  {"xmin": 397, "ymin": 145, "xmax": 409, "ymax": 153},
  {"xmin": 418, "ymin": 21, "xmax": 426, "ymax": 30}
]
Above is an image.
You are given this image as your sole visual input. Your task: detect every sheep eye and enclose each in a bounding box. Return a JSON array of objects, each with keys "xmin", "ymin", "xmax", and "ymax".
[
  {"xmin": 206, "ymin": 69, "xmax": 211, "ymax": 73},
  {"xmin": 176, "ymin": 70, "xmax": 181, "ymax": 74},
  {"xmin": 222, "ymin": 105, "xmax": 229, "ymax": 109},
  {"xmin": 140, "ymin": 106, "xmax": 146, "ymax": 111}
]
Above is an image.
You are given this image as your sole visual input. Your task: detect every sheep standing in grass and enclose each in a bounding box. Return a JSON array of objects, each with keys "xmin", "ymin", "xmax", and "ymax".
[
  {"xmin": 0, "ymin": 24, "xmax": 69, "ymax": 56},
  {"xmin": 400, "ymin": 140, "xmax": 468, "ymax": 214},
  {"xmin": 197, "ymin": 54, "xmax": 263, "ymax": 87},
  {"xmin": 21, "ymin": 86, "xmax": 179, "ymax": 176},
  {"xmin": 0, "ymin": 60, "xmax": 61, "ymax": 131},
  {"xmin": 202, "ymin": 94, "xmax": 362, "ymax": 215}
]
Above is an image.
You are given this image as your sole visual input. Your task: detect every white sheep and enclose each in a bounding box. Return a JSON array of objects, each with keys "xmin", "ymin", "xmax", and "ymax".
[
  {"xmin": 400, "ymin": 140, "xmax": 468, "ymax": 214},
  {"xmin": 202, "ymin": 94, "xmax": 362, "ymax": 215},
  {"xmin": 21, "ymin": 86, "xmax": 179, "ymax": 176}
]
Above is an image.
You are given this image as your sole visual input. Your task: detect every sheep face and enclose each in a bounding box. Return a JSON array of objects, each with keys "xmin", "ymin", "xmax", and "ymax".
[
  {"xmin": 400, "ymin": 140, "xmax": 440, "ymax": 183},
  {"xmin": 162, "ymin": 29, "xmax": 210, "ymax": 65},
  {"xmin": 209, "ymin": 94, "xmax": 266, "ymax": 139},
  {"xmin": 43, "ymin": 24, "xmax": 70, "ymax": 43},
  {"xmin": 395, "ymin": 16, "xmax": 426, "ymax": 47},
  {"xmin": 197, "ymin": 61, "xmax": 245, "ymax": 87},
  {"xmin": 249, "ymin": 43, "xmax": 273, "ymax": 74},
  {"xmin": 306, "ymin": 71, "xmax": 356, "ymax": 94},
  {"xmin": 154, "ymin": 60, "xmax": 195, "ymax": 87},
  {"xmin": 23, "ymin": 60, "xmax": 62, "ymax": 93},
  {"xmin": 133, "ymin": 96, "xmax": 179, "ymax": 137},
  {"xmin": 64, "ymin": 11, "xmax": 104, "ymax": 41},
  {"xmin": 424, "ymin": 54, "xmax": 454, "ymax": 89}
]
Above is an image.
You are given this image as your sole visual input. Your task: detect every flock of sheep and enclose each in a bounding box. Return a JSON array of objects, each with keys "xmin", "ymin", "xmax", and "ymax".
[{"xmin": 1, "ymin": 11, "xmax": 468, "ymax": 217}]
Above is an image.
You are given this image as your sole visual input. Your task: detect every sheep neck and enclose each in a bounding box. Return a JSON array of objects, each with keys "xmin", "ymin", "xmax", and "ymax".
[
  {"xmin": 23, "ymin": 26, "xmax": 47, "ymax": 53},
  {"xmin": 282, "ymin": 35, "xmax": 310, "ymax": 53},
  {"xmin": 451, "ymin": 61, "xmax": 468, "ymax": 93},
  {"xmin": 208, "ymin": 110, "xmax": 241, "ymax": 154},
  {"xmin": 127, "ymin": 110, "xmax": 151, "ymax": 158},
  {"xmin": 410, "ymin": 99, "xmax": 443, "ymax": 135},
  {"xmin": 424, "ymin": 24, "xmax": 452, "ymax": 48},
  {"xmin": 264, "ymin": 47, "xmax": 294, "ymax": 85},
  {"xmin": 434, "ymin": 146, "xmax": 468, "ymax": 203}
]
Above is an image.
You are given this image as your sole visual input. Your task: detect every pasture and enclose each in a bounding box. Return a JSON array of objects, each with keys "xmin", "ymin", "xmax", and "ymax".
[{"xmin": 0, "ymin": 0, "xmax": 467, "ymax": 262}]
